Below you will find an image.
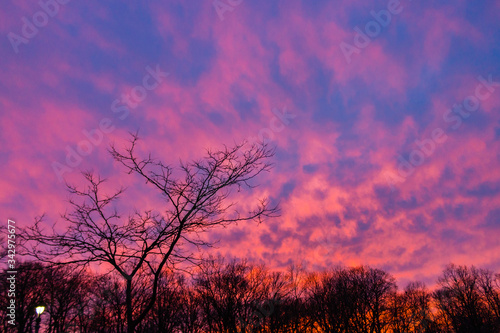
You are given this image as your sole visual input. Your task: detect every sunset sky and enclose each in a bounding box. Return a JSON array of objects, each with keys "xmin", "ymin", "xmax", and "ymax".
[{"xmin": 1, "ymin": 0, "xmax": 500, "ymax": 287}]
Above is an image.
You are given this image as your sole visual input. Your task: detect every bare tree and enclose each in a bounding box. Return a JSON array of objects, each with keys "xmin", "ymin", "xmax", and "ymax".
[
  {"xmin": 41, "ymin": 265, "xmax": 91, "ymax": 333},
  {"xmin": 306, "ymin": 265, "xmax": 397, "ymax": 333},
  {"xmin": 388, "ymin": 281, "xmax": 434, "ymax": 333},
  {"xmin": 194, "ymin": 257, "xmax": 260, "ymax": 333},
  {"xmin": 83, "ymin": 273, "xmax": 127, "ymax": 333},
  {"xmin": 22, "ymin": 134, "xmax": 279, "ymax": 333},
  {"xmin": 434, "ymin": 264, "xmax": 500, "ymax": 333},
  {"xmin": 477, "ymin": 270, "xmax": 500, "ymax": 328}
]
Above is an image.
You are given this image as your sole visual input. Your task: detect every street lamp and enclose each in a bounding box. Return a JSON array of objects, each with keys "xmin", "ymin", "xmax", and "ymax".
[{"xmin": 35, "ymin": 305, "xmax": 45, "ymax": 333}]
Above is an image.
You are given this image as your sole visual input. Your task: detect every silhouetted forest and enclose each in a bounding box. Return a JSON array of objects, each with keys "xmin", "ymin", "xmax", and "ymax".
[{"xmin": 1, "ymin": 259, "xmax": 499, "ymax": 333}]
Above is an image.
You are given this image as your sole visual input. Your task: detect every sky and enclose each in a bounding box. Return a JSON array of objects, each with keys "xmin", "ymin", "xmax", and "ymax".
[{"xmin": 1, "ymin": 0, "xmax": 499, "ymax": 287}]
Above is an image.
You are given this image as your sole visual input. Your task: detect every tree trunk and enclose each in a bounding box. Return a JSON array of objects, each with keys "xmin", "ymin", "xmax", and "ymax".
[{"xmin": 126, "ymin": 279, "xmax": 135, "ymax": 333}]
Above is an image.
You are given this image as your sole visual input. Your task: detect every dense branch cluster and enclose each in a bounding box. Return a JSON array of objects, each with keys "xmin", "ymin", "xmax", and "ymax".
[{"xmin": 1, "ymin": 260, "xmax": 499, "ymax": 333}]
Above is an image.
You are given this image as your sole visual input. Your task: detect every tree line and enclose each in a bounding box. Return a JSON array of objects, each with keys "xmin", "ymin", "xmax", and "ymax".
[{"xmin": 1, "ymin": 259, "xmax": 499, "ymax": 333}]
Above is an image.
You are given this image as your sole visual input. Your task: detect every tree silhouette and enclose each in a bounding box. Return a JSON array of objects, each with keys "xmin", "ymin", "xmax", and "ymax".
[
  {"xmin": 434, "ymin": 264, "xmax": 500, "ymax": 333},
  {"xmin": 22, "ymin": 134, "xmax": 279, "ymax": 333},
  {"xmin": 306, "ymin": 265, "xmax": 397, "ymax": 333},
  {"xmin": 388, "ymin": 281, "xmax": 434, "ymax": 333}
]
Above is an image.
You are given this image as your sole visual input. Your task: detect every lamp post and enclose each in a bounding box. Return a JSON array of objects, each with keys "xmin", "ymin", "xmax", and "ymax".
[{"xmin": 35, "ymin": 305, "xmax": 45, "ymax": 333}]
